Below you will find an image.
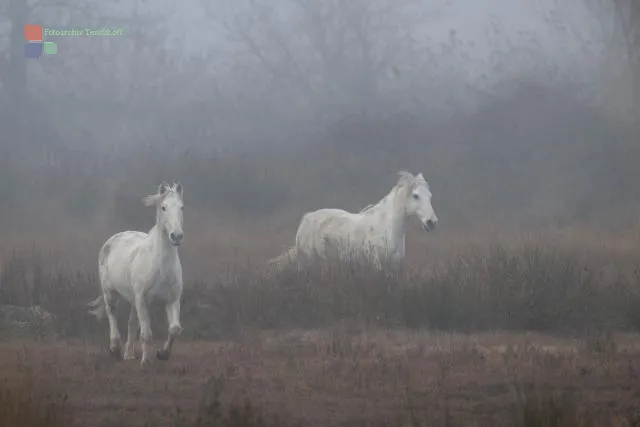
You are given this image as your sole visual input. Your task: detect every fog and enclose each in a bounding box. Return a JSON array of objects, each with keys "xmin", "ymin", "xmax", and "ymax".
[
  {"xmin": 0, "ymin": 0, "xmax": 638, "ymax": 234},
  {"xmin": 2, "ymin": 5, "xmax": 640, "ymax": 423}
]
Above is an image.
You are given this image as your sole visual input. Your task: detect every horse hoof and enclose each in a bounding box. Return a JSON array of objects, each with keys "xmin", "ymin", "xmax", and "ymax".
[{"xmin": 156, "ymin": 349, "xmax": 170, "ymax": 361}]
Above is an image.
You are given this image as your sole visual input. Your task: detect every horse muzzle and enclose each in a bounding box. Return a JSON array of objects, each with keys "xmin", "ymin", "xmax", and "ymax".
[
  {"xmin": 169, "ymin": 232, "xmax": 184, "ymax": 246},
  {"xmin": 423, "ymin": 219, "xmax": 437, "ymax": 232}
]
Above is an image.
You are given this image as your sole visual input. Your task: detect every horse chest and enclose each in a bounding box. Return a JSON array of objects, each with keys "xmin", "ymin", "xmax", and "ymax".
[{"xmin": 144, "ymin": 267, "xmax": 180, "ymax": 300}]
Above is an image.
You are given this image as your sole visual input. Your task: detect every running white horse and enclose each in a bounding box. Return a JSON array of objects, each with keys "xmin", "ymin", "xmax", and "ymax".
[
  {"xmin": 269, "ymin": 171, "xmax": 438, "ymax": 271},
  {"xmin": 88, "ymin": 181, "xmax": 185, "ymax": 367}
]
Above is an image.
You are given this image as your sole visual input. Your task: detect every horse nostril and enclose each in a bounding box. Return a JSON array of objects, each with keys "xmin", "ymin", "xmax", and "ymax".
[
  {"xmin": 170, "ymin": 232, "xmax": 183, "ymax": 242},
  {"xmin": 426, "ymin": 220, "xmax": 436, "ymax": 229}
]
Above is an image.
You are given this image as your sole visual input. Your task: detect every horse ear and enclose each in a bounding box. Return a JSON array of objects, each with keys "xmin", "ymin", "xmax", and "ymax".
[
  {"xmin": 158, "ymin": 182, "xmax": 170, "ymax": 195},
  {"xmin": 174, "ymin": 182, "xmax": 183, "ymax": 197},
  {"xmin": 416, "ymin": 173, "xmax": 425, "ymax": 181},
  {"xmin": 397, "ymin": 171, "xmax": 414, "ymax": 186}
]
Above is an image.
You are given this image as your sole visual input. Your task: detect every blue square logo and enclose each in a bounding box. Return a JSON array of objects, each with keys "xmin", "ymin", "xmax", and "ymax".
[{"xmin": 24, "ymin": 42, "xmax": 43, "ymax": 59}]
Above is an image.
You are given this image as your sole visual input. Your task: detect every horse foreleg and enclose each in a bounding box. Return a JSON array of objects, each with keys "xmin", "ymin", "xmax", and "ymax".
[
  {"xmin": 123, "ymin": 304, "xmax": 138, "ymax": 360},
  {"xmin": 134, "ymin": 294, "xmax": 153, "ymax": 367},
  {"xmin": 104, "ymin": 291, "xmax": 122, "ymax": 360},
  {"xmin": 157, "ymin": 298, "xmax": 182, "ymax": 361}
]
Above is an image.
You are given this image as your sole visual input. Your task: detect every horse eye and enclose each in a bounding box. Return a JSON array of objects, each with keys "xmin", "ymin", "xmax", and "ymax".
[
  {"xmin": 161, "ymin": 206, "xmax": 166, "ymax": 211},
  {"xmin": 412, "ymin": 193, "xmax": 419, "ymax": 200}
]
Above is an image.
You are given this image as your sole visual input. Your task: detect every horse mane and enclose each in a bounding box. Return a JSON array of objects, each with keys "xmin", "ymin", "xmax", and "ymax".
[
  {"xmin": 396, "ymin": 170, "xmax": 429, "ymax": 190},
  {"xmin": 359, "ymin": 203, "xmax": 375, "ymax": 213},
  {"xmin": 142, "ymin": 193, "xmax": 165, "ymax": 207},
  {"xmin": 359, "ymin": 171, "xmax": 411, "ymax": 214},
  {"xmin": 142, "ymin": 181, "xmax": 183, "ymax": 207},
  {"xmin": 396, "ymin": 170, "xmax": 415, "ymax": 188},
  {"xmin": 359, "ymin": 171, "xmax": 427, "ymax": 215}
]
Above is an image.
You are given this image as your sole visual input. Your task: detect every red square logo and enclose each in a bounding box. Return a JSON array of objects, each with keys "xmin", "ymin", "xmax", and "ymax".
[{"xmin": 25, "ymin": 25, "xmax": 43, "ymax": 41}]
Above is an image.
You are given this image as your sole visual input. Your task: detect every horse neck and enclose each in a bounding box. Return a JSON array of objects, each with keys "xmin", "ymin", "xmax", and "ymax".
[
  {"xmin": 373, "ymin": 185, "xmax": 408, "ymax": 246},
  {"xmin": 148, "ymin": 215, "xmax": 178, "ymax": 263}
]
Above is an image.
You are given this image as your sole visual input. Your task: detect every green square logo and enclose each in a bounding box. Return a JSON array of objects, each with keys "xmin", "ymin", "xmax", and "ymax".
[{"xmin": 43, "ymin": 41, "xmax": 57, "ymax": 55}]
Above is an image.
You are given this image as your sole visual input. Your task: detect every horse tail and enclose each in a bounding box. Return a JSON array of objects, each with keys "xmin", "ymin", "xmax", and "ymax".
[
  {"xmin": 267, "ymin": 246, "xmax": 298, "ymax": 273},
  {"xmin": 87, "ymin": 294, "xmax": 106, "ymax": 321}
]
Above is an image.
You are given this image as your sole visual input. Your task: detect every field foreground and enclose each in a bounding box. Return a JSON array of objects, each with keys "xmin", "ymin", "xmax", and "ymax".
[{"xmin": 1, "ymin": 330, "xmax": 640, "ymax": 426}]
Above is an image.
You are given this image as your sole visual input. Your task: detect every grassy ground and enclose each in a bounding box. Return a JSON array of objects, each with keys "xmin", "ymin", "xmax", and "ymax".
[{"xmin": 1, "ymin": 331, "xmax": 640, "ymax": 426}]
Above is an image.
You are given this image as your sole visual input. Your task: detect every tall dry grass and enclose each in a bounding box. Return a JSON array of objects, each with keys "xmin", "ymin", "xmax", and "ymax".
[{"xmin": 1, "ymin": 234, "xmax": 638, "ymax": 341}]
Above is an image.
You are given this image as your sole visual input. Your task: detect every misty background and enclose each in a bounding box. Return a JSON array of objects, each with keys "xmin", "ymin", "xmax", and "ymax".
[
  {"xmin": 3, "ymin": 4, "xmax": 640, "ymax": 424},
  {"xmin": 0, "ymin": 0, "xmax": 639, "ymax": 244}
]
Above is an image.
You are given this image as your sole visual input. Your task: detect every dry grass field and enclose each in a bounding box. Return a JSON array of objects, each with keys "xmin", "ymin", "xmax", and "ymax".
[
  {"xmin": 0, "ymin": 224, "xmax": 639, "ymax": 426},
  {"xmin": 1, "ymin": 330, "xmax": 640, "ymax": 427}
]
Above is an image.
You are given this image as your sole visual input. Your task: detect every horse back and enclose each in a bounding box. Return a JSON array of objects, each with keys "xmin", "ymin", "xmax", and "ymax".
[
  {"xmin": 299, "ymin": 208, "xmax": 360, "ymax": 232},
  {"xmin": 296, "ymin": 208, "xmax": 363, "ymax": 256}
]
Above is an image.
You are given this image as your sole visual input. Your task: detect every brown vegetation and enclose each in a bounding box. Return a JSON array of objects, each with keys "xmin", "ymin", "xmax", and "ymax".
[
  {"xmin": 0, "ymin": 234, "xmax": 639, "ymax": 426},
  {"xmin": 1, "ymin": 331, "xmax": 640, "ymax": 426}
]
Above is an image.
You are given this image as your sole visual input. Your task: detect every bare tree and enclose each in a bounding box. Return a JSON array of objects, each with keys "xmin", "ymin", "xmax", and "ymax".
[
  {"xmin": 2, "ymin": 0, "xmax": 29, "ymax": 114},
  {"xmin": 612, "ymin": 0, "xmax": 640, "ymax": 115},
  {"xmin": 203, "ymin": 0, "xmax": 441, "ymax": 119},
  {"xmin": 2, "ymin": 0, "xmax": 179, "ymax": 151},
  {"xmin": 612, "ymin": 0, "xmax": 639, "ymax": 53},
  {"xmin": 1, "ymin": 0, "xmax": 99, "ymax": 113},
  {"xmin": 577, "ymin": 0, "xmax": 640, "ymax": 123},
  {"xmin": 0, "ymin": 0, "xmax": 166, "ymax": 112}
]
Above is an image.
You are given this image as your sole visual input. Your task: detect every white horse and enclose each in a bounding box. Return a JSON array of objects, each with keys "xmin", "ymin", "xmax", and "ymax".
[
  {"xmin": 269, "ymin": 171, "xmax": 438, "ymax": 271},
  {"xmin": 88, "ymin": 181, "xmax": 185, "ymax": 367}
]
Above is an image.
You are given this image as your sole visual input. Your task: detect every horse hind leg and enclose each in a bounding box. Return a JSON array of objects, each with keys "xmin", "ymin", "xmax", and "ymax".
[
  {"xmin": 104, "ymin": 291, "xmax": 123, "ymax": 360},
  {"xmin": 123, "ymin": 304, "xmax": 138, "ymax": 360},
  {"xmin": 157, "ymin": 298, "xmax": 182, "ymax": 361}
]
